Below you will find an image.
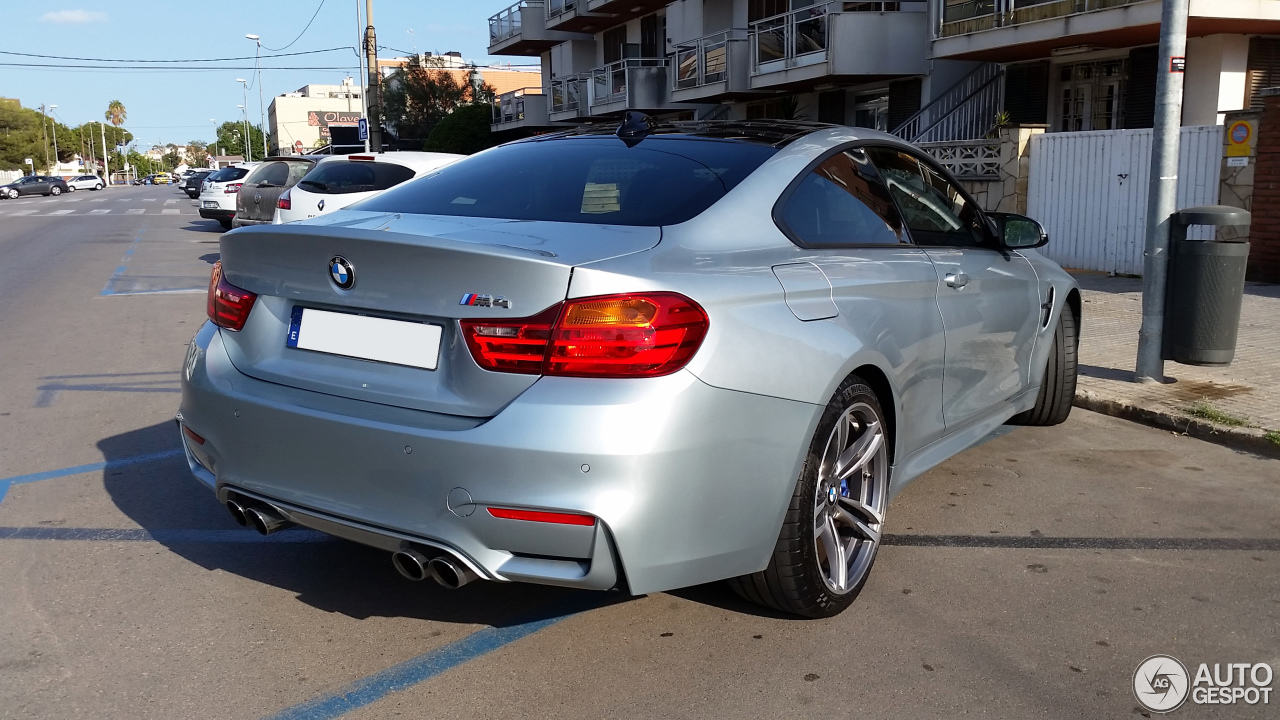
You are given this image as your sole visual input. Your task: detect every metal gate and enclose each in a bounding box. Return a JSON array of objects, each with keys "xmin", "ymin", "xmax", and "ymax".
[{"xmin": 1027, "ymin": 125, "xmax": 1223, "ymax": 275}]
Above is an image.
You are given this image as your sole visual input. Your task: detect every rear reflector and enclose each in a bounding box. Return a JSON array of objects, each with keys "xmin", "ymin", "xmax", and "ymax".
[
  {"xmin": 182, "ymin": 426, "xmax": 205, "ymax": 445},
  {"xmin": 348, "ymin": 155, "xmax": 375, "ymax": 162},
  {"xmin": 207, "ymin": 261, "xmax": 257, "ymax": 331},
  {"xmin": 461, "ymin": 292, "xmax": 708, "ymax": 378},
  {"xmin": 277, "ymin": 187, "xmax": 291, "ymax": 210},
  {"xmin": 486, "ymin": 507, "xmax": 596, "ymax": 526}
]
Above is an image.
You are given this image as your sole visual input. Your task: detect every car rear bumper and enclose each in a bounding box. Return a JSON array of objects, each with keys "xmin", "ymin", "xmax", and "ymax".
[
  {"xmin": 231, "ymin": 217, "xmax": 270, "ymax": 228},
  {"xmin": 178, "ymin": 321, "xmax": 819, "ymax": 594},
  {"xmin": 199, "ymin": 208, "xmax": 235, "ymax": 220}
]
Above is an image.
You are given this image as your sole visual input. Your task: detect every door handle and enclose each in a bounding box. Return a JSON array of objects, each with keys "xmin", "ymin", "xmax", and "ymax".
[{"xmin": 945, "ymin": 272, "xmax": 970, "ymax": 289}]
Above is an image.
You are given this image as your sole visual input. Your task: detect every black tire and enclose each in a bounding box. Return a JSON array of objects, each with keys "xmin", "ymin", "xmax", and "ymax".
[
  {"xmin": 1009, "ymin": 304, "xmax": 1078, "ymax": 426},
  {"xmin": 218, "ymin": 218, "xmax": 233, "ymax": 230},
  {"xmin": 66, "ymin": 185, "xmax": 76, "ymax": 192},
  {"xmin": 728, "ymin": 375, "xmax": 890, "ymax": 618},
  {"xmin": 50, "ymin": 186, "xmax": 61, "ymax": 196}
]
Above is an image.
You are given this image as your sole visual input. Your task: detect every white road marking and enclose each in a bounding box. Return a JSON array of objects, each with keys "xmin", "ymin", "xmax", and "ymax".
[
  {"xmin": 161, "ymin": 209, "xmax": 180, "ymax": 215},
  {"xmin": 89, "ymin": 209, "xmax": 112, "ymax": 214},
  {"xmin": 125, "ymin": 208, "xmax": 145, "ymax": 215},
  {"xmin": 90, "ymin": 198, "xmax": 107, "ymax": 202},
  {"xmin": 9, "ymin": 210, "xmax": 37, "ymax": 216},
  {"xmin": 164, "ymin": 199, "xmax": 177, "ymax": 204},
  {"xmin": 48, "ymin": 209, "xmax": 75, "ymax": 215},
  {"xmin": 141, "ymin": 198, "xmax": 155, "ymax": 202}
]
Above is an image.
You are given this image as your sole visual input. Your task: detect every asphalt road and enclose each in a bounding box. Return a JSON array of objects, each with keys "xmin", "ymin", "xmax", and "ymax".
[{"xmin": 0, "ymin": 186, "xmax": 1277, "ymax": 719}]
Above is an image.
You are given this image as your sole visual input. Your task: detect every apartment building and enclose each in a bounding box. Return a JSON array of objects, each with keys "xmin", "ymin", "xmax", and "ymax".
[
  {"xmin": 268, "ymin": 79, "xmax": 366, "ymax": 155},
  {"xmin": 488, "ymin": 0, "xmax": 1280, "ymax": 142}
]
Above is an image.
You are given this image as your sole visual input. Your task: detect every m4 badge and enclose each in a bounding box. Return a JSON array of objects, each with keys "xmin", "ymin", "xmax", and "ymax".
[{"xmin": 460, "ymin": 293, "xmax": 513, "ymax": 309}]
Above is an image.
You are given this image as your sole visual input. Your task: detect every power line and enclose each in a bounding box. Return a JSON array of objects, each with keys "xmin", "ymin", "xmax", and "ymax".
[
  {"xmin": 263, "ymin": 0, "xmax": 328, "ymax": 52},
  {"xmin": 0, "ymin": 62, "xmax": 359, "ymax": 71},
  {"xmin": 0, "ymin": 47, "xmax": 354, "ymax": 64}
]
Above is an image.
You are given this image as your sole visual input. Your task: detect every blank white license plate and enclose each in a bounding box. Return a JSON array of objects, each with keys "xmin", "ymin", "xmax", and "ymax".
[
  {"xmin": 202, "ymin": 201, "xmax": 218, "ymax": 208},
  {"xmin": 286, "ymin": 307, "xmax": 441, "ymax": 370}
]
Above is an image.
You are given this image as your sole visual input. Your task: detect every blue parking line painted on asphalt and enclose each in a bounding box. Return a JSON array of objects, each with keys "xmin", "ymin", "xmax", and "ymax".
[
  {"xmin": 0, "ymin": 448, "xmax": 183, "ymax": 503},
  {"xmin": 0, "ymin": 526, "xmax": 335, "ymax": 543},
  {"xmin": 100, "ymin": 224, "xmax": 148, "ymax": 296},
  {"xmin": 262, "ymin": 595, "xmax": 606, "ymax": 720}
]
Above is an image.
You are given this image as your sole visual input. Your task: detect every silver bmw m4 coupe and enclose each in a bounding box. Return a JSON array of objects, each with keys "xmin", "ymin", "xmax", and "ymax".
[{"xmin": 179, "ymin": 116, "xmax": 1079, "ymax": 618}]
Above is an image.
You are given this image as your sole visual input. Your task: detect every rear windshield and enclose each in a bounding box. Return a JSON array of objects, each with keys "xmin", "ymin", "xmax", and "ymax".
[
  {"xmin": 354, "ymin": 136, "xmax": 778, "ymax": 226},
  {"xmin": 296, "ymin": 161, "xmax": 415, "ymax": 195},
  {"xmin": 244, "ymin": 161, "xmax": 312, "ymax": 187},
  {"xmin": 208, "ymin": 167, "xmax": 249, "ymax": 182}
]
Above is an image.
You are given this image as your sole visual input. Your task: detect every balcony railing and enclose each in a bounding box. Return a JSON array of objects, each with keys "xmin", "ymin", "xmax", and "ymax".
[
  {"xmin": 547, "ymin": 0, "xmax": 577, "ymax": 19},
  {"xmin": 493, "ymin": 87, "xmax": 542, "ymax": 125},
  {"xmin": 751, "ymin": 4, "xmax": 831, "ymax": 73},
  {"xmin": 674, "ymin": 29, "xmax": 748, "ymax": 90},
  {"xmin": 938, "ymin": 0, "xmax": 1149, "ymax": 37},
  {"xmin": 489, "ymin": 1, "xmax": 533, "ymax": 44},
  {"xmin": 550, "ymin": 76, "xmax": 584, "ymax": 113},
  {"xmin": 590, "ymin": 57, "xmax": 667, "ymax": 106}
]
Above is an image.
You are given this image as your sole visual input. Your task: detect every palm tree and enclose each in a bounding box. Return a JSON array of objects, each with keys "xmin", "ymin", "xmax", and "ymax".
[{"xmin": 105, "ymin": 100, "xmax": 127, "ymax": 127}]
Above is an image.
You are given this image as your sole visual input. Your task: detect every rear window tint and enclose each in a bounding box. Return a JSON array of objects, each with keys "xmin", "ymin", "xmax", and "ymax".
[
  {"xmin": 353, "ymin": 136, "xmax": 779, "ymax": 226},
  {"xmin": 208, "ymin": 167, "xmax": 249, "ymax": 182},
  {"xmin": 296, "ymin": 161, "xmax": 414, "ymax": 195}
]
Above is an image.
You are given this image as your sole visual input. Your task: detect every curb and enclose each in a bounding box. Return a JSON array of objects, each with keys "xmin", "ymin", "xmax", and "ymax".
[{"xmin": 1074, "ymin": 390, "xmax": 1280, "ymax": 460}]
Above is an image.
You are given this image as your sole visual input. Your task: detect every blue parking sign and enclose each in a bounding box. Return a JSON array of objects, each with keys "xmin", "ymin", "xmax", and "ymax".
[{"xmin": 358, "ymin": 118, "xmax": 369, "ymax": 141}]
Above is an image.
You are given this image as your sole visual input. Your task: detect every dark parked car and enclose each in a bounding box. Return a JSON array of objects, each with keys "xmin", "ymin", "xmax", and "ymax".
[
  {"xmin": 182, "ymin": 170, "xmax": 214, "ymax": 199},
  {"xmin": 232, "ymin": 157, "xmax": 316, "ymax": 227},
  {"xmin": 0, "ymin": 175, "xmax": 70, "ymax": 198}
]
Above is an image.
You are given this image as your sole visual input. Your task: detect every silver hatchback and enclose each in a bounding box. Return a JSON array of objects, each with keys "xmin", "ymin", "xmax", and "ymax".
[{"xmin": 179, "ymin": 118, "xmax": 1079, "ymax": 617}]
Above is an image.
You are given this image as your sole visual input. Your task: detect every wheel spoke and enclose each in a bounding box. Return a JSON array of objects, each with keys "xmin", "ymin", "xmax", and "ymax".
[
  {"xmin": 835, "ymin": 504, "xmax": 881, "ymax": 544},
  {"xmin": 833, "ymin": 422, "xmax": 882, "ymax": 480},
  {"xmin": 826, "ymin": 515, "xmax": 847, "ymax": 591},
  {"xmin": 837, "ymin": 495, "xmax": 884, "ymax": 526}
]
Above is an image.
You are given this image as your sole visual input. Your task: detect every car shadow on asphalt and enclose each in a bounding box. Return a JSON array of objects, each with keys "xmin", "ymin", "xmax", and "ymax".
[
  {"xmin": 182, "ymin": 220, "xmax": 224, "ymax": 234},
  {"xmin": 99, "ymin": 420, "xmax": 634, "ymax": 627}
]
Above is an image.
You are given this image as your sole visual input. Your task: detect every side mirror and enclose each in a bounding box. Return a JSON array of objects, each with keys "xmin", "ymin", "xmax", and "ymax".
[{"xmin": 989, "ymin": 212, "xmax": 1049, "ymax": 250}]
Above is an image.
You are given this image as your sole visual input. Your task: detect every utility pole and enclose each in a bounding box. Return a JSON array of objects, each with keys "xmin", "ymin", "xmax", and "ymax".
[
  {"xmin": 237, "ymin": 78, "xmax": 253, "ymax": 162},
  {"xmin": 355, "ymin": 0, "xmax": 370, "ymax": 152},
  {"xmin": 1135, "ymin": 0, "xmax": 1189, "ymax": 384},
  {"xmin": 364, "ymin": 0, "xmax": 382, "ymax": 152},
  {"xmin": 49, "ymin": 106, "xmax": 59, "ymax": 173},
  {"xmin": 39, "ymin": 104, "xmax": 50, "ymax": 172},
  {"xmin": 101, "ymin": 122, "xmax": 109, "ymax": 183}
]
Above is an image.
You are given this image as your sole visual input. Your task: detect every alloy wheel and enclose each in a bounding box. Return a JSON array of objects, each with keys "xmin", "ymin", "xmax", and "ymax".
[{"xmin": 813, "ymin": 401, "xmax": 888, "ymax": 595}]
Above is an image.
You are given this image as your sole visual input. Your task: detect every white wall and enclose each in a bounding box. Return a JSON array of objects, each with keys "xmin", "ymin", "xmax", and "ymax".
[{"xmin": 1184, "ymin": 34, "xmax": 1249, "ymax": 125}]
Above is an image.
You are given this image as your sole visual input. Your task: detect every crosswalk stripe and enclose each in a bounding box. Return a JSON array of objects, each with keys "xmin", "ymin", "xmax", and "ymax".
[
  {"xmin": 89, "ymin": 209, "xmax": 111, "ymax": 214},
  {"xmin": 9, "ymin": 210, "xmax": 36, "ymax": 216},
  {"xmin": 48, "ymin": 209, "xmax": 75, "ymax": 215},
  {"xmin": 125, "ymin": 208, "xmax": 145, "ymax": 215},
  {"xmin": 161, "ymin": 209, "xmax": 180, "ymax": 215}
]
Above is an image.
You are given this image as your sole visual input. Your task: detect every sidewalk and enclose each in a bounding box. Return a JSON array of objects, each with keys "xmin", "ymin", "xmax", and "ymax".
[{"xmin": 1071, "ymin": 271, "xmax": 1280, "ymax": 457}]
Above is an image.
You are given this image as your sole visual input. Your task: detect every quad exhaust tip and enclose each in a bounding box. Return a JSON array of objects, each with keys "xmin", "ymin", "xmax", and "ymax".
[
  {"xmin": 226, "ymin": 497, "xmax": 293, "ymax": 535},
  {"xmin": 391, "ymin": 547, "xmax": 478, "ymax": 589}
]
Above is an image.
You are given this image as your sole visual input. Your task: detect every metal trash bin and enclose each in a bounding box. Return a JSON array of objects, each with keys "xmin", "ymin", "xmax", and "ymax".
[{"xmin": 1162, "ymin": 205, "xmax": 1251, "ymax": 366}]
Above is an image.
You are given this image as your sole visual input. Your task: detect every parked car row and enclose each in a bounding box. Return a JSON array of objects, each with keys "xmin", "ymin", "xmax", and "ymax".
[
  {"xmin": 0, "ymin": 174, "xmax": 106, "ymax": 198},
  {"xmin": 194, "ymin": 152, "xmax": 462, "ymax": 230}
]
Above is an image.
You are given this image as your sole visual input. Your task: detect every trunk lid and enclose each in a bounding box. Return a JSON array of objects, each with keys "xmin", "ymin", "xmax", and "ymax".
[{"xmin": 217, "ymin": 212, "xmax": 660, "ymax": 417}]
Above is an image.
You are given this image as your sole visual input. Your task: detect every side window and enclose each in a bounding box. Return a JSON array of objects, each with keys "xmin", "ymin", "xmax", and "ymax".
[
  {"xmin": 777, "ymin": 148, "xmax": 906, "ymax": 247},
  {"xmin": 865, "ymin": 147, "xmax": 988, "ymax": 247}
]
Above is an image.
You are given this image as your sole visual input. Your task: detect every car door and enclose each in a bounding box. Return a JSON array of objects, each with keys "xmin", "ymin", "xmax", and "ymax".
[
  {"xmin": 23, "ymin": 178, "xmax": 46, "ymax": 196},
  {"xmin": 865, "ymin": 147, "xmax": 1041, "ymax": 432},
  {"xmin": 773, "ymin": 146, "xmax": 947, "ymax": 455}
]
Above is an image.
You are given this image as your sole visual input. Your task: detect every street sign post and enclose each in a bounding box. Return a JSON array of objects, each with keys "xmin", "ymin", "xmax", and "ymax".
[{"xmin": 294, "ymin": 140, "xmax": 304, "ymax": 154}]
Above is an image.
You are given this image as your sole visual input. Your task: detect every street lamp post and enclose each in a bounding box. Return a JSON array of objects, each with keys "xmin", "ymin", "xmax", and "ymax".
[
  {"xmin": 210, "ymin": 119, "xmax": 220, "ymax": 164},
  {"xmin": 236, "ymin": 79, "xmax": 252, "ymax": 162},
  {"xmin": 246, "ymin": 34, "xmax": 268, "ymax": 158},
  {"xmin": 38, "ymin": 104, "xmax": 50, "ymax": 172}
]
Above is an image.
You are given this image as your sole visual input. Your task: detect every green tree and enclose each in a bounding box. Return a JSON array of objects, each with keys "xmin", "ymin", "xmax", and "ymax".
[
  {"xmin": 213, "ymin": 121, "xmax": 265, "ymax": 159},
  {"xmin": 423, "ymin": 103, "xmax": 495, "ymax": 155},
  {"xmin": 383, "ymin": 57, "xmax": 496, "ymax": 141},
  {"xmin": 0, "ymin": 102, "xmax": 50, "ymax": 171}
]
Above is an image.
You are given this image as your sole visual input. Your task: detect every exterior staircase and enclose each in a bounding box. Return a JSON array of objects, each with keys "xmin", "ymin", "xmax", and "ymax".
[{"xmin": 892, "ymin": 63, "xmax": 1004, "ymax": 143}]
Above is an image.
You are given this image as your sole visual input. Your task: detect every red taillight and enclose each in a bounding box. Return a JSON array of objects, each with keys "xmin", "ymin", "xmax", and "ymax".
[
  {"xmin": 182, "ymin": 426, "xmax": 205, "ymax": 445},
  {"xmin": 206, "ymin": 261, "xmax": 257, "ymax": 331},
  {"xmin": 224, "ymin": 183, "xmax": 243, "ymax": 194},
  {"xmin": 460, "ymin": 292, "xmax": 709, "ymax": 378},
  {"xmin": 277, "ymin": 187, "xmax": 291, "ymax": 210},
  {"xmin": 487, "ymin": 507, "xmax": 596, "ymax": 526}
]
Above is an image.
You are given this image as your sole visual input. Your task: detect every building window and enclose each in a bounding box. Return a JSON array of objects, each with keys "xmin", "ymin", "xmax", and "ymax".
[
  {"xmin": 1056, "ymin": 59, "xmax": 1127, "ymax": 132},
  {"xmin": 853, "ymin": 90, "xmax": 889, "ymax": 131},
  {"xmin": 818, "ymin": 90, "xmax": 846, "ymax": 125}
]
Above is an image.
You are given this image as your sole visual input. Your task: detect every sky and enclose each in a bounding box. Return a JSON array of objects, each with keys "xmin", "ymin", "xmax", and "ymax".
[{"xmin": 2, "ymin": 1, "xmax": 535, "ymax": 149}]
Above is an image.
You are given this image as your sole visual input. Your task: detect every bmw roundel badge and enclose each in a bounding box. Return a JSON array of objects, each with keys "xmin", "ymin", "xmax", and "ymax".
[{"xmin": 330, "ymin": 256, "xmax": 355, "ymax": 289}]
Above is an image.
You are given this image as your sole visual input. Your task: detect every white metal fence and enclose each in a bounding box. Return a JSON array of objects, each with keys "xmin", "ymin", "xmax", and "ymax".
[
  {"xmin": 1028, "ymin": 125, "xmax": 1223, "ymax": 276},
  {"xmin": 0, "ymin": 170, "xmax": 24, "ymax": 183}
]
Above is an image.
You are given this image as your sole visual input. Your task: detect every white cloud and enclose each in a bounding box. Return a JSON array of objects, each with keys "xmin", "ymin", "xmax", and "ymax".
[{"xmin": 40, "ymin": 10, "xmax": 108, "ymax": 24}]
